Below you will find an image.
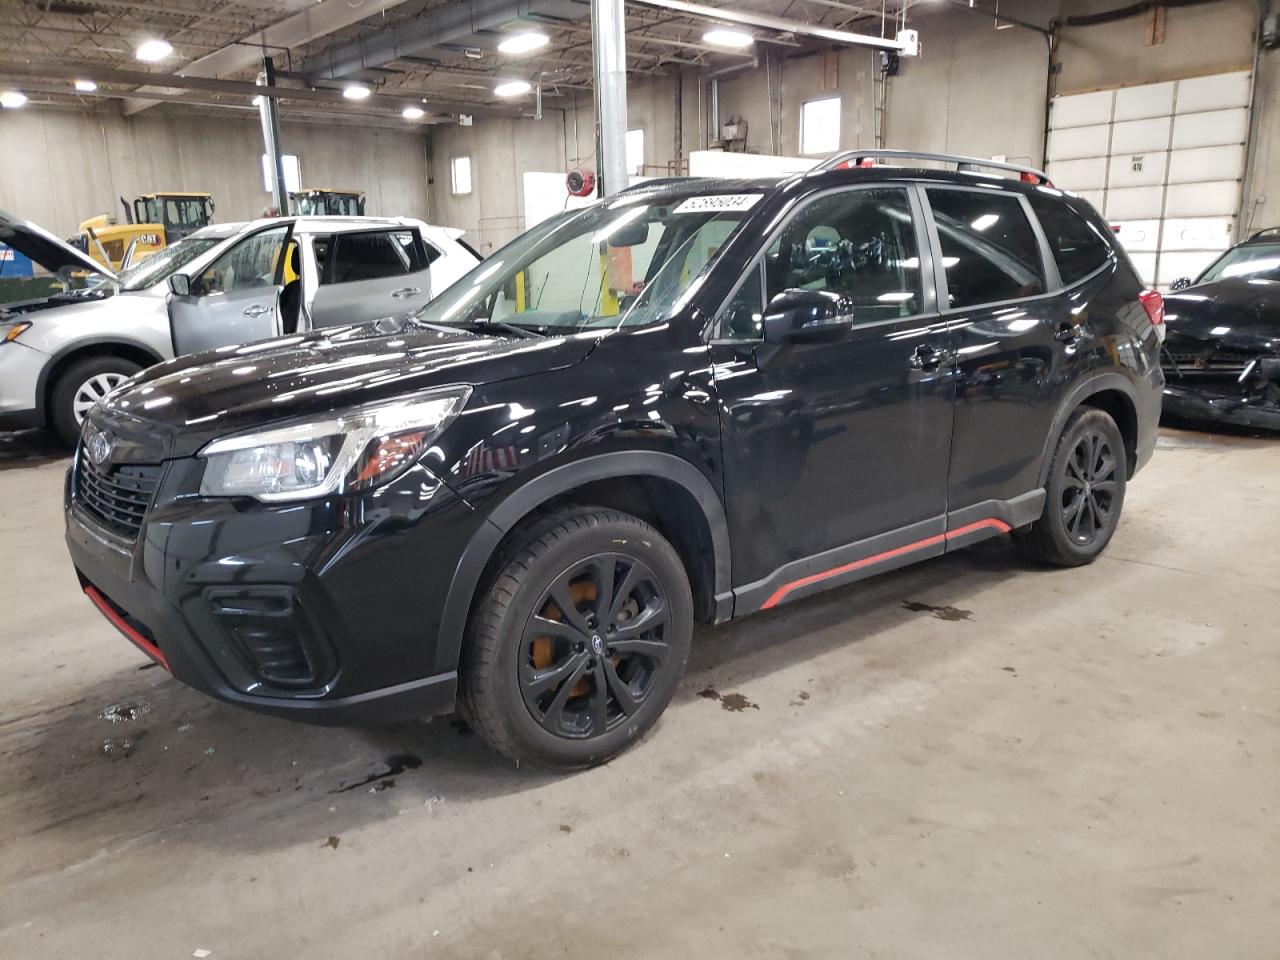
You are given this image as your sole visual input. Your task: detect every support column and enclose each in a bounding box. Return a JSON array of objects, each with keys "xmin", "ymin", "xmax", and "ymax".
[
  {"xmin": 591, "ymin": 0, "xmax": 629, "ymax": 197},
  {"xmin": 257, "ymin": 56, "xmax": 288, "ymax": 215}
]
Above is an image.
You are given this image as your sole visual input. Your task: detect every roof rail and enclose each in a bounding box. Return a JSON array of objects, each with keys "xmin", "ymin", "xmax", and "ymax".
[
  {"xmin": 813, "ymin": 149, "xmax": 1054, "ymax": 186},
  {"xmin": 1249, "ymin": 226, "xmax": 1280, "ymax": 239}
]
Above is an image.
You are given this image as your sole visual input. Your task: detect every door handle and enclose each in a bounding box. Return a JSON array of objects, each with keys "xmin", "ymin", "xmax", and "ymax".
[
  {"xmin": 1054, "ymin": 321, "xmax": 1088, "ymax": 344},
  {"xmin": 908, "ymin": 343, "xmax": 948, "ymax": 371},
  {"xmin": 391, "ymin": 286, "xmax": 422, "ymax": 299},
  {"xmin": 242, "ymin": 304, "xmax": 270, "ymax": 317}
]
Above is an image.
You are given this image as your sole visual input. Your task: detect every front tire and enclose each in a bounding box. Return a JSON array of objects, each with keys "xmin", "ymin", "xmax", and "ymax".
[
  {"xmin": 50, "ymin": 356, "xmax": 141, "ymax": 446},
  {"xmin": 459, "ymin": 507, "xmax": 693, "ymax": 770},
  {"xmin": 1013, "ymin": 406, "xmax": 1127, "ymax": 566}
]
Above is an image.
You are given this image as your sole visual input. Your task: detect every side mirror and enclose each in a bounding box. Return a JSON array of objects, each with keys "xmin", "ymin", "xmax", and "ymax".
[
  {"xmin": 762, "ymin": 288, "xmax": 853, "ymax": 344},
  {"xmin": 1169, "ymin": 277, "xmax": 1193, "ymax": 291},
  {"xmin": 168, "ymin": 273, "xmax": 191, "ymax": 297}
]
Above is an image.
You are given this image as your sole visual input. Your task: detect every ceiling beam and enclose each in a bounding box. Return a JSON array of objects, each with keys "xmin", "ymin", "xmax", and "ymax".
[
  {"xmin": 123, "ymin": 0, "xmax": 418, "ymax": 116},
  {"xmin": 626, "ymin": 0, "xmax": 913, "ymax": 50}
]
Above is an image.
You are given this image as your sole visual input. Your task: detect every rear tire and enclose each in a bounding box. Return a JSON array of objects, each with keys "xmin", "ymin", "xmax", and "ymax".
[
  {"xmin": 50, "ymin": 356, "xmax": 141, "ymax": 446},
  {"xmin": 459, "ymin": 507, "xmax": 693, "ymax": 770},
  {"xmin": 1013, "ymin": 406, "xmax": 1127, "ymax": 567}
]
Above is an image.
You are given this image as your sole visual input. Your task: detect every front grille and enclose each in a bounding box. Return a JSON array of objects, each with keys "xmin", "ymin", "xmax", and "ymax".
[
  {"xmin": 1163, "ymin": 348, "xmax": 1275, "ymax": 375},
  {"xmin": 74, "ymin": 455, "xmax": 161, "ymax": 540}
]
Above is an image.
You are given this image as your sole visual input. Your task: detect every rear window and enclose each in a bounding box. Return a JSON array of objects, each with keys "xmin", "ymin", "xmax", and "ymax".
[
  {"xmin": 927, "ymin": 188, "xmax": 1046, "ymax": 309},
  {"xmin": 1029, "ymin": 194, "xmax": 1113, "ymax": 285},
  {"xmin": 326, "ymin": 229, "xmax": 425, "ymax": 284}
]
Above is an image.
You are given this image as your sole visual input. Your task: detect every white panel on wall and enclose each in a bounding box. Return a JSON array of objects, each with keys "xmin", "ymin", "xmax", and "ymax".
[
  {"xmin": 1110, "ymin": 116, "xmax": 1171, "ymax": 154},
  {"xmin": 1175, "ymin": 71, "xmax": 1251, "ymax": 113},
  {"xmin": 1112, "ymin": 220, "xmax": 1161, "ymax": 252},
  {"xmin": 1171, "ymin": 108, "xmax": 1249, "ymax": 149},
  {"xmin": 1158, "ymin": 250, "xmax": 1220, "ymax": 286},
  {"xmin": 1046, "ymin": 124, "xmax": 1110, "ymax": 162},
  {"xmin": 1161, "ymin": 217, "xmax": 1235, "ymax": 251},
  {"xmin": 1107, "ymin": 151, "xmax": 1168, "ymax": 189},
  {"xmin": 1050, "ymin": 90, "xmax": 1114, "ymax": 129},
  {"xmin": 1044, "ymin": 156, "xmax": 1109, "ymax": 191},
  {"xmin": 1075, "ymin": 189, "xmax": 1107, "ymax": 213},
  {"xmin": 1164, "ymin": 180, "xmax": 1242, "ymax": 217},
  {"xmin": 1166, "ymin": 144, "xmax": 1246, "ymax": 184},
  {"xmin": 1113, "ymin": 81, "xmax": 1175, "ymax": 121},
  {"xmin": 1126, "ymin": 251, "xmax": 1158, "ymax": 286},
  {"xmin": 1106, "ymin": 185, "xmax": 1166, "ymax": 220}
]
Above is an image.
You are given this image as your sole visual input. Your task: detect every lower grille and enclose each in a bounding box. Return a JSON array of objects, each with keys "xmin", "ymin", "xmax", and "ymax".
[{"xmin": 74, "ymin": 455, "xmax": 161, "ymax": 540}]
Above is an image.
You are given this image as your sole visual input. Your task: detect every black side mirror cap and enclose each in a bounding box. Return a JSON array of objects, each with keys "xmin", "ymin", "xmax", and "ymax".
[{"xmin": 762, "ymin": 288, "xmax": 853, "ymax": 344}]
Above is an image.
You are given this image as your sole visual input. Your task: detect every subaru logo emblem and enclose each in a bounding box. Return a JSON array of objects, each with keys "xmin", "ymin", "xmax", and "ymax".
[
  {"xmin": 590, "ymin": 634, "xmax": 605, "ymax": 656},
  {"xmin": 85, "ymin": 427, "xmax": 114, "ymax": 466}
]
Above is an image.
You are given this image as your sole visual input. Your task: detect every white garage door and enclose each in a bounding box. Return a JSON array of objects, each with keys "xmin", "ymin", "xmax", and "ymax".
[{"xmin": 1045, "ymin": 71, "xmax": 1250, "ymax": 289}]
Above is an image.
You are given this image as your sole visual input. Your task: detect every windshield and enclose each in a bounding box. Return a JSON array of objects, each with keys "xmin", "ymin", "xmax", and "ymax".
[
  {"xmin": 414, "ymin": 190, "xmax": 761, "ymax": 333},
  {"xmin": 1198, "ymin": 242, "xmax": 1280, "ymax": 284},
  {"xmin": 116, "ymin": 237, "xmax": 221, "ymax": 291}
]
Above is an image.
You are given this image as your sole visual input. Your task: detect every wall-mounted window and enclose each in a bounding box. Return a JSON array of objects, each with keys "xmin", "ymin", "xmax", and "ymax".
[
  {"xmin": 626, "ymin": 128, "xmax": 645, "ymax": 175},
  {"xmin": 451, "ymin": 156, "xmax": 473, "ymax": 195},
  {"xmin": 260, "ymin": 153, "xmax": 301, "ymax": 194},
  {"xmin": 800, "ymin": 97, "xmax": 841, "ymax": 156}
]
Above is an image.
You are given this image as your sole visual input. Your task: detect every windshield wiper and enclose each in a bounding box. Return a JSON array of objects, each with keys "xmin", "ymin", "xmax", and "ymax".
[{"xmin": 465, "ymin": 318, "xmax": 547, "ymax": 339}]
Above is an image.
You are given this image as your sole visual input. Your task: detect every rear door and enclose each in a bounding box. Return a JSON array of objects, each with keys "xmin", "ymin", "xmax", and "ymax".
[
  {"xmin": 309, "ymin": 227, "xmax": 432, "ymax": 328},
  {"xmin": 925, "ymin": 185, "xmax": 1095, "ymax": 517},
  {"xmin": 168, "ymin": 222, "xmax": 293, "ymax": 355}
]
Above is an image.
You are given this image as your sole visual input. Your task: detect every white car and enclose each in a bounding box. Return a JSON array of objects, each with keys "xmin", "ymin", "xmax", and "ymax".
[{"xmin": 0, "ymin": 212, "xmax": 481, "ymax": 443}]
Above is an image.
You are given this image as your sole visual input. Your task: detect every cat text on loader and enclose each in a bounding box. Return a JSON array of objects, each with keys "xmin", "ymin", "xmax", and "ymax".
[{"xmin": 70, "ymin": 192, "xmax": 215, "ymax": 271}]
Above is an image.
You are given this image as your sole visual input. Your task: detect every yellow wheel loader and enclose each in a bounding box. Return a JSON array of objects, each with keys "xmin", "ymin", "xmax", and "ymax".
[{"xmin": 68, "ymin": 193, "xmax": 215, "ymax": 271}]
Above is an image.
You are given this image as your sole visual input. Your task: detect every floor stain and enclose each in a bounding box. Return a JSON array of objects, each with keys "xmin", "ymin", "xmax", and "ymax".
[
  {"xmin": 902, "ymin": 599, "xmax": 974, "ymax": 621},
  {"xmin": 98, "ymin": 700, "xmax": 152, "ymax": 723},
  {"xmin": 331, "ymin": 753, "xmax": 423, "ymax": 794},
  {"xmin": 559, "ymin": 824, "xmax": 573, "ymax": 834},
  {"xmin": 321, "ymin": 836, "xmax": 340, "ymax": 850},
  {"xmin": 698, "ymin": 687, "xmax": 759, "ymax": 712}
]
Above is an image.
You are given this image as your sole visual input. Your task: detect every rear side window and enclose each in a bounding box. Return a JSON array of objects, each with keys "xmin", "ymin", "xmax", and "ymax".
[
  {"xmin": 1029, "ymin": 194, "xmax": 1112, "ymax": 285},
  {"xmin": 926, "ymin": 189, "xmax": 1045, "ymax": 309},
  {"xmin": 326, "ymin": 230, "xmax": 425, "ymax": 284}
]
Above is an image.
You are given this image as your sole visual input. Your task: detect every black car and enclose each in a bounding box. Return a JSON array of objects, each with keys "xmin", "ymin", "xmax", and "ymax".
[
  {"xmin": 1161, "ymin": 227, "xmax": 1280, "ymax": 430},
  {"xmin": 64, "ymin": 150, "xmax": 1165, "ymax": 769}
]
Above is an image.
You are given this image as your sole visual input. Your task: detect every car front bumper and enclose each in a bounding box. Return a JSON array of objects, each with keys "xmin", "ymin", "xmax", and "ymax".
[
  {"xmin": 64, "ymin": 457, "xmax": 483, "ymax": 725},
  {"xmin": 0, "ymin": 341, "xmax": 45, "ymax": 429},
  {"xmin": 1161, "ymin": 385, "xmax": 1280, "ymax": 432}
]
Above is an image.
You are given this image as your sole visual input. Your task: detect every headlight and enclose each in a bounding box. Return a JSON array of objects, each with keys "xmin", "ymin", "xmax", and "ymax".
[
  {"xmin": 198, "ymin": 387, "xmax": 470, "ymax": 501},
  {"xmin": 2, "ymin": 321, "xmax": 32, "ymax": 343}
]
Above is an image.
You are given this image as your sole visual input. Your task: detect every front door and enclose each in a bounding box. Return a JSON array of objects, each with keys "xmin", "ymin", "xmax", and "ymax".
[
  {"xmin": 168, "ymin": 223, "xmax": 293, "ymax": 356},
  {"xmin": 709, "ymin": 185, "xmax": 957, "ymax": 612},
  {"xmin": 309, "ymin": 227, "xmax": 433, "ymax": 328}
]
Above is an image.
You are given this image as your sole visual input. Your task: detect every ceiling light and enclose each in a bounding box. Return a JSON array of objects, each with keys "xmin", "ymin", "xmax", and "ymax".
[
  {"xmin": 493, "ymin": 79, "xmax": 531, "ymax": 98},
  {"xmin": 402, "ymin": 105, "xmax": 425, "ymax": 119},
  {"xmin": 703, "ymin": 28, "xmax": 754, "ymax": 49},
  {"xmin": 135, "ymin": 38, "xmax": 173, "ymax": 62},
  {"xmin": 74, "ymin": 79, "xmax": 97, "ymax": 93},
  {"xmin": 0, "ymin": 91, "xmax": 27, "ymax": 109},
  {"xmin": 343, "ymin": 84, "xmax": 372, "ymax": 101},
  {"xmin": 497, "ymin": 31, "xmax": 550, "ymax": 55}
]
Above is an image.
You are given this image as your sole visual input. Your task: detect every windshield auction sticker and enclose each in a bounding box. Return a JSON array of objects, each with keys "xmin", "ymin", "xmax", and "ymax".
[{"xmin": 672, "ymin": 194, "xmax": 764, "ymax": 214}]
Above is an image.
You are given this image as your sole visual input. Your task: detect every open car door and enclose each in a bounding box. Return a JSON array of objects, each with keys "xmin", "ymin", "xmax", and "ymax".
[{"xmin": 168, "ymin": 222, "xmax": 293, "ymax": 356}]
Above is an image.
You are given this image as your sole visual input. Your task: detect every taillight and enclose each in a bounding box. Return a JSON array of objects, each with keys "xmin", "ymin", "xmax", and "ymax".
[{"xmin": 1138, "ymin": 289, "xmax": 1164, "ymax": 326}]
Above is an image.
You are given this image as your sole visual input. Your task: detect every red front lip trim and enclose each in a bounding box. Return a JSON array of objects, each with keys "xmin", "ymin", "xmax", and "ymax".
[
  {"xmin": 83, "ymin": 585, "xmax": 170, "ymax": 670},
  {"xmin": 760, "ymin": 518, "xmax": 1012, "ymax": 610}
]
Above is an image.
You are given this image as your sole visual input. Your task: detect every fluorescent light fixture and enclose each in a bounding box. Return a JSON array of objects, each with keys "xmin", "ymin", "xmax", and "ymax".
[
  {"xmin": 497, "ymin": 31, "xmax": 550, "ymax": 55},
  {"xmin": 0, "ymin": 90, "xmax": 28, "ymax": 108},
  {"xmin": 135, "ymin": 38, "xmax": 173, "ymax": 62},
  {"xmin": 703, "ymin": 28, "xmax": 754, "ymax": 48},
  {"xmin": 493, "ymin": 79, "xmax": 532, "ymax": 98},
  {"xmin": 74, "ymin": 79, "xmax": 97, "ymax": 93},
  {"xmin": 402, "ymin": 105, "xmax": 425, "ymax": 120},
  {"xmin": 343, "ymin": 84, "xmax": 372, "ymax": 101}
]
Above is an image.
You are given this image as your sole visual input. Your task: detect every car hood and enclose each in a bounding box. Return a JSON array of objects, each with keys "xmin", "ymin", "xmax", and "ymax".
[
  {"xmin": 0, "ymin": 209, "xmax": 114, "ymax": 281},
  {"xmin": 98, "ymin": 322, "xmax": 603, "ymax": 448},
  {"xmin": 1164, "ymin": 278, "xmax": 1280, "ymax": 352}
]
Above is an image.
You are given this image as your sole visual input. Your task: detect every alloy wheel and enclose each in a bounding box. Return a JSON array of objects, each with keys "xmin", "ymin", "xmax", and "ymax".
[
  {"xmin": 73, "ymin": 372, "xmax": 129, "ymax": 423},
  {"xmin": 519, "ymin": 553, "xmax": 671, "ymax": 740},
  {"xmin": 1061, "ymin": 430, "xmax": 1119, "ymax": 546}
]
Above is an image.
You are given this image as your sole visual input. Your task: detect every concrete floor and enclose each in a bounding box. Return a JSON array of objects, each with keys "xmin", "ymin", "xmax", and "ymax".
[{"xmin": 1, "ymin": 426, "xmax": 1277, "ymax": 959}]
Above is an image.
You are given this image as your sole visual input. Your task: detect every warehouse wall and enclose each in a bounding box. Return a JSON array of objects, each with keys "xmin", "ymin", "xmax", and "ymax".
[{"xmin": 0, "ymin": 107, "xmax": 430, "ymax": 239}]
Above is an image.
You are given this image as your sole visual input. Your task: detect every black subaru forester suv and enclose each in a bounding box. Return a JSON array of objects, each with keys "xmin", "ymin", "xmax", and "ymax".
[{"xmin": 65, "ymin": 151, "xmax": 1164, "ymax": 769}]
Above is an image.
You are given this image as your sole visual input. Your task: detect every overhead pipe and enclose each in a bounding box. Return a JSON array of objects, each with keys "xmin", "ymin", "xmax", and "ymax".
[
  {"xmin": 627, "ymin": 0, "xmax": 914, "ymax": 51},
  {"xmin": 592, "ymin": 0, "xmax": 629, "ymax": 196}
]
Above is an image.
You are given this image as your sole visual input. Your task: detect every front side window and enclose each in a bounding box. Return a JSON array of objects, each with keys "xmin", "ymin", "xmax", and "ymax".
[
  {"xmin": 415, "ymin": 190, "xmax": 759, "ymax": 334},
  {"xmin": 1197, "ymin": 242, "xmax": 1280, "ymax": 283},
  {"xmin": 1029, "ymin": 193, "xmax": 1112, "ymax": 285},
  {"xmin": 927, "ymin": 189, "xmax": 1046, "ymax": 309},
  {"xmin": 193, "ymin": 225, "xmax": 290, "ymax": 296},
  {"xmin": 327, "ymin": 230, "xmax": 424, "ymax": 284}
]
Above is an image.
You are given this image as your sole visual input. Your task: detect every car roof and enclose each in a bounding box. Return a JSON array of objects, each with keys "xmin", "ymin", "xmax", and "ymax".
[{"xmin": 187, "ymin": 216, "xmax": 433, "ymax": 241}]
